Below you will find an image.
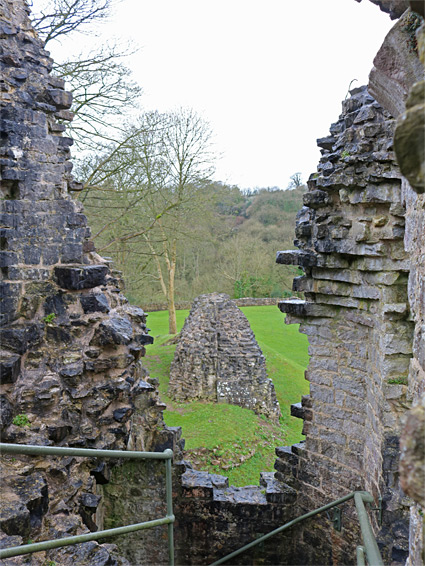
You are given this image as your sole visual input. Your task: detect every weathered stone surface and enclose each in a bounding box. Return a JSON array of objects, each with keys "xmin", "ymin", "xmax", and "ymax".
[
  {"xmin": 80, "ymin": 293, "xmax": 110, "ymax": 313},
  {"xmin": 276, "ymin": 249, "xmax": 317, "ymax": 267},
  {"xmin": 0, "ymin": 352, "xmax": 21, "ymax": 383},
  {"xmin": 91, "ymin": 317, "xmax": 134, "ymax": 346},
  {"xmin": 396, "ymin": 18, "xmax": 425, "ymax": 565},
  {"xmin": 400, "ymin": 399, "xmax": 425, "ymax": 506},
  {"xmin": 369, "ymin": 10, "xmax": 424, "ymax": 117},
  {"xmin": 54, "ymin": 265, "xmax": 108, "ymax": 290},
  {"xmin": 275, "ymin": 84, "xmax": 415, "ymax": 565},
  {"xmin": 395, "ymin": 81, "xmax": 425, "ymax": 193},
  {"xmin": 0, "ymin": 396, "xmax": 13, "ymax": 428},
  {"xmin": 168, "ymin": 293, "xmax": 281, "ymax": 421}
]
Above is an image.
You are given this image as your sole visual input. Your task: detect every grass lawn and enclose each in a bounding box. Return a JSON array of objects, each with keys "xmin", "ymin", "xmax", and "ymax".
[{"xmin": 143, "ymin": 305, "xmax": 309, "ymax": 486}]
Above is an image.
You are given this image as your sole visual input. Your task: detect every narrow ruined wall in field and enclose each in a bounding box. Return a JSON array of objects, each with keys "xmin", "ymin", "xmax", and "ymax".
[{"xmin": 168, "ymin": 293, "xmax": 281, "ymax": 422}]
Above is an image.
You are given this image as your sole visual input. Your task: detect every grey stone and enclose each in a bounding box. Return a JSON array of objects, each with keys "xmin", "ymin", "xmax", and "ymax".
[
  {"xmin": 0, "ymin": 352, "xmax": 21, "ymax": 383},
  {"xmin": 169, "ymin": 293, "xmax": 281, "ymax": 422},
  {"xmin": 91, "ymin": 317, "xmax": 134, "ymax": 346},
  {"xmin": 0, "ymin": 395, "xmax": 13, "ymax": 427},
  {"xmin": 80, "ymin": 293, "xmax": 110, "ymax": 314},
  {"xmin": 54, "ymin": 265, "xmax": 108, "ymax": 290}
]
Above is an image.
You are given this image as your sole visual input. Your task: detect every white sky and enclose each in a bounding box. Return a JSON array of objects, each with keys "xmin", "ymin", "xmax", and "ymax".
[{"xmin": 42, "ymin": 0, "xmax": 394, "ymax": 190}]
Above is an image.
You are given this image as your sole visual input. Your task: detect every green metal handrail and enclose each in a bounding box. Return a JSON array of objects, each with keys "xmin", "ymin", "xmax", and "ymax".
[
  {"xmin": 210, "ymin": 490, "xmax": 384, "ymax": 566},
  {"xmin": 0, "ymin": 443, "xmax": 175, "ymax": 565}
]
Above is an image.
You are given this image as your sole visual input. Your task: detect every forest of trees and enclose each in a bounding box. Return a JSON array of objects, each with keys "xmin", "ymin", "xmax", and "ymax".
[
  {"xmin": 83, "ymin": 182, "xmax": 305, "ymax": 308},
  {"xmin": 31, "ymin": 0, "xmax": 306, "ymax": 331}
]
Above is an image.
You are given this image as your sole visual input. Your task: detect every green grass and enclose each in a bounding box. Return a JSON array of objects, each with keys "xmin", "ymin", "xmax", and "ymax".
[
  {"xmin": 240, "ymin": 306, "xmax": 309, "ymax": 445},
  {"xmin": 144, "ymin": 305, "xmax": 309, "ymax": 486}
]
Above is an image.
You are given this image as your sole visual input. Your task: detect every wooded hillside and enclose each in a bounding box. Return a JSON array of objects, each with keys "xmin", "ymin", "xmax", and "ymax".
[{"xmin": 82, "ymin": 183, "xmax": 305, "ymax": 306}]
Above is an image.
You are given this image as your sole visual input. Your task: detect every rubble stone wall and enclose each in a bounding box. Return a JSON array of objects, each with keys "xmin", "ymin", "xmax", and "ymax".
[
  {"xmin": 173, "ymin": 468, "xmax": 298, "ymax": 566},
  {"xmin": 168, "ymin": 293, "xmax": 281, "ymax": 422},
  {"xmin": 394, "ymin": 10, "xmax": 425, "ymax": 565},
  {"xmin": 276, "ymin": 84, "xmax": 413, "ymax": 565},
  {"xmin": 0, "ymin": 2, "xmax": 183, "ymax": 564}
]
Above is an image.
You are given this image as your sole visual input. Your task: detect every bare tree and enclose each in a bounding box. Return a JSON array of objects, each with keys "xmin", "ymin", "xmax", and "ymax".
[
  {"xmin": 287, "ymin": 172, "xmax": 303, "ymax": 190},
  {"xmin": 31, "ymin": 0, "xmax": 112, "ymax": 46},
  {"xmin": 133, "ymin": 109, "xmax": 216, "ymax": 334},
  {"xmin": 31, "ymin": 0, "xmax": 142, "ymax": 157},
  {"xmin": 83, "ymin": 109, "xmax": 216, "ymax": 334},
  {"xmin": 54, "ymin": 45, "xmax": 142, "ymax": 152}
]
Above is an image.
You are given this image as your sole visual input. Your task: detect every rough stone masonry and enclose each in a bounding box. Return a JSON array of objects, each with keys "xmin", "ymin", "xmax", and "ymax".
[
  {"xmin": 1, "ymin": 0, "xmax": 424, "ymax": 565},
  {"xmin": 168, "ymin": 293, "xmax": 281, "ymax": 422},
  {"xmin": 275, "ymin": 2, "xmax": 424, "ymax": 564},
  {"xmin": 0, "ymin": 1, "xmax": 183, "ymax": 564}
]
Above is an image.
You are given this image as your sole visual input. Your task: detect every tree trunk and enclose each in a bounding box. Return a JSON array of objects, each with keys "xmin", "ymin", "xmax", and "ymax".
[{"xmin": 167, "ymin": 240, "xmax": 177, "ymax": 334}]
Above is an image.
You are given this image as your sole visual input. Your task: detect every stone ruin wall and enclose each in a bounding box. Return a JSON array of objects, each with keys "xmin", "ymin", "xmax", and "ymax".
[
  {"xmin": 393, "ymin": 3, "xmax": 425, "ymax": 563},
  {"xmin": 277, "ymin": 83, "xmax": 412, "ymax": 565},
  {"xmin": 168, "ymin": 293, "xmax": 281, "ymax": 422},
  {"xmin": 0, "ymin": 0, "xmax": 424, "ymax": 565},
  {"xmin": 0, "ymin": 2, "xmax": 183, "ymax": 564},
  {"xmin": 275, "ymin": 2, "xmax": 425, "ymax": 564}
]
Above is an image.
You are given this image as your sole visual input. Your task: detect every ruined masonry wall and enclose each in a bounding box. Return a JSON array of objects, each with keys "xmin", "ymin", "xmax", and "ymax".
[
  {"xmin": 395, "ymin": 13, "xmax": 425, "ymax": 565},
  {"xmin": 277, "ymin": 85, "xmax": 413, "ymax": 565},
  {"xmin": 168, "ymin": 293, "xmax": 281, "ymax": 422},
  {"xmin": 0, "ymin": 2, "xmax": 183, "ymax": 564}
]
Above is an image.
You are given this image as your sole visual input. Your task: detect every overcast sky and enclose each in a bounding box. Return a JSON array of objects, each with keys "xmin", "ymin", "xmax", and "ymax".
[{"xmin": 44, "ymin": 0, "xmax": 394, "ymax": 190}]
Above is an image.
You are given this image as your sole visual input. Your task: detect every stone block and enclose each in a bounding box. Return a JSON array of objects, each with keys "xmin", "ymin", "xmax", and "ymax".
[
  {"xmin": 113, "ymin": 407, "xmax": 133, "ymax": 422},
  {"xmin": 303, "ymin": 190, "xmax": 330, "ymax": 209},
  {"xmin": 0, "ymin": 500, "xmax": 30, "ymax": 538},
  {"xmin": 44, "ymin": 293, "xmax": 67, "ymax": 316},
  {"xmin": 275, "ymin": 249, "xmax": 317, "ymax": 267},
  {"xmin": 275, "ymin": 445, "xmax": 299, "ymax": 465},
  {"xmin": 134, "ymin": 334, "xmax": 154, "ymax": 345},
  {"xmin": 291, "ymin": 402, "xmax": 305, "ymax": 419},
  {"xmin": 123, "ymin": 305, "xmax": 147, "ymax": 323},
  {"xmin": 61, "ymin": 243, "xmax": 83, "ymax": 263},
  {"xmin": 54, "ymin": 265, "xmax": 108, "ymax": 290},
  {"xmin": 91, "ymin": 317, "xmax": 133, "ymax": 346},
  {"xmin": 0, "ymin": 352, "xmax": 21, "ymax": 383},
  {"xmin": 0, "ymin": 395, "xmax": 13, "ymax": 427},
  {"xmin": 317, "ymin": 135, "xmax": 336, "ymax": 150},
  {"xmin": 0, "ymin": 324, "xmax": 42, "ymax": 354},
  {"xmin": 42, "ymin": 246, "xmax": 59, "ymax": 265},
  {"xmin": 278, "ymin": 298, "xmax": 338, "ymax": 318},
  {"xmin": 0, "ymin": 251, "xmax": 17, "ymax": 267},
  {"xmin": 80, "ymin": 293, "xmax": 110, "ymax": 314},
  {"xmin": 395, "ymin": 80, "xmax": 425, "ymax": 193},
  {"xmin": 46, "ymin": 325, "xmax": 72, "ymax": 344},
  {"xmin": 369, "ymin": 11, "xmax": 424, "ymax": 118}
]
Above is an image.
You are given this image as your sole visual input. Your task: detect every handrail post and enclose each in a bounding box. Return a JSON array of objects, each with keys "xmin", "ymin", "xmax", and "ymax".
[
  {"xmin": 357, "ymin": 545, "xmax": 366, "ymax": 566},
  {"xmin": 354, "ymin": 492, "xmax": 384, "ymax": 566},
  {"xmin": 0, "ymin": 443, "xmax": 175, "ymax": 563},
  {"xmin": 209, "ymin": 491, "xmax": 384, "ymax": 566},
  {"xmin": 165, "ymin": 449, "xmax": 175, "ymax": 566}
]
